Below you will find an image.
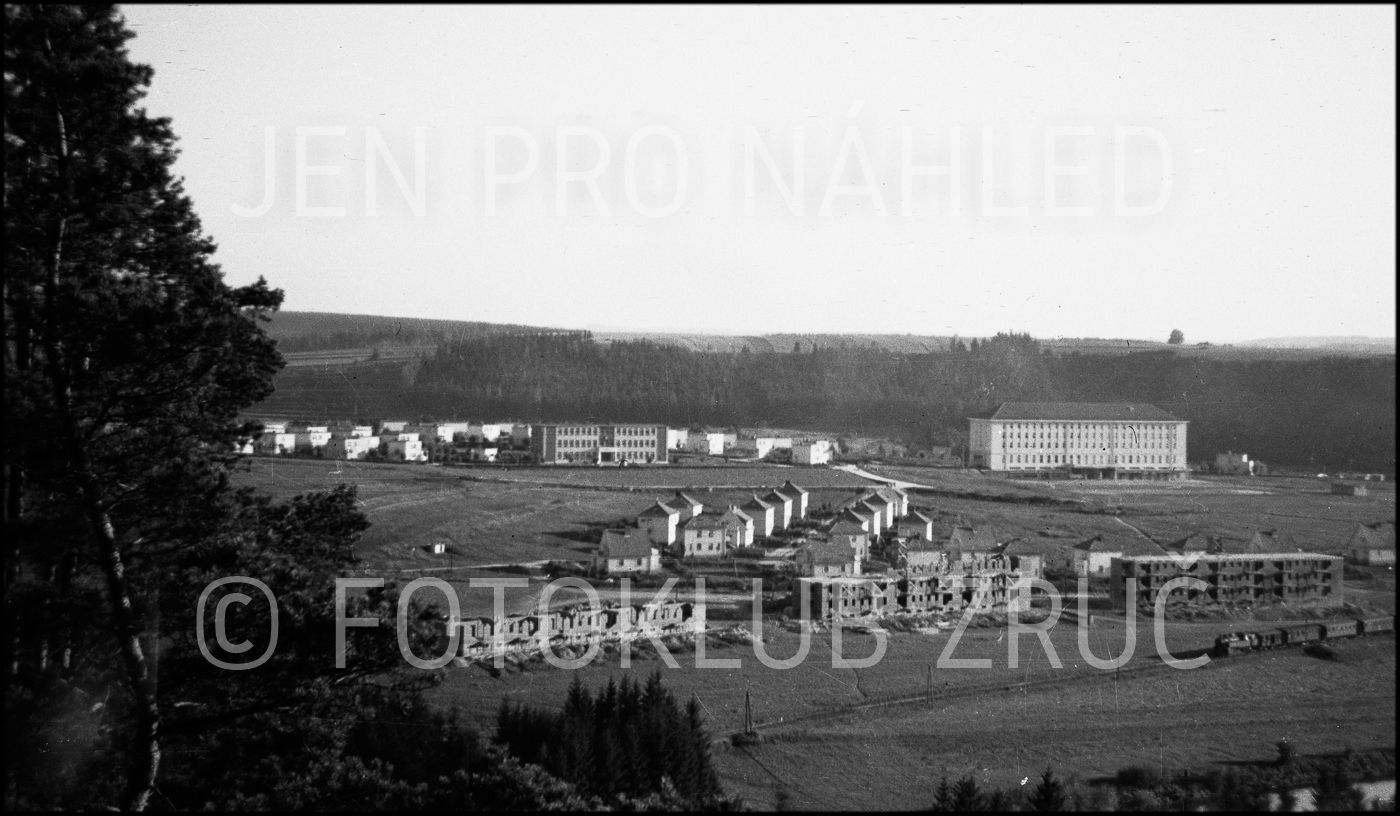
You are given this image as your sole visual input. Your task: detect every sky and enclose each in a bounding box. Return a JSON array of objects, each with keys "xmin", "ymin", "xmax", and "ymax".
[{"xmin": 119, "ymin": 4, "xmax": 1396, "ymax": 343}]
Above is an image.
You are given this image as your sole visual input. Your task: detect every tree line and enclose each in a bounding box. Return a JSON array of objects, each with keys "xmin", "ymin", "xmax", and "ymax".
[
  {"xmin": 494, "ymin": 671, "xmax": 733, "ymax": 807},
  {"xmin": 258, "ymin": 330, "xmax": 1395, "ymax": 473}
]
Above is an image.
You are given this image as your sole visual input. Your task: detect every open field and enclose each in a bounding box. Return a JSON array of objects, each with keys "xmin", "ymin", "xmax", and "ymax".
[
  {"xmin": 714, "ymin": 636, "xmax": 1396, "ymax": 810},
  {"xmin": 866, "ymin": 465, "xmax": 1395, "ymax": 554},
  {"xmin": 453, "ymin": 464, "xmax": 876, "ymax": 489},
  {"xmin": 235, "ymin": 456, "xmax": 1395, "ymax": 810},
  {"xmin": 232, "ymin": 458, "xmax": 878, "ymax": 571},
  {"xmin": 422, "ymin": 618, "xmax": 1395, "ymax": 810}
]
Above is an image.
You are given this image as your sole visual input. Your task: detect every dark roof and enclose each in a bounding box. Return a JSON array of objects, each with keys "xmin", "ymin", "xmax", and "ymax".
[
  {"xmin": 600, "ymin": 529, "xmax": 655, "ymax": 559},
  {"xmin": 999, "ymin": 539, "xmax": 1064, "ymax": 557},
  {"xmin": 680, "ymin": 513, "xmax": 732, "ymax": 531},
  {"xmin": 829, "ymin": 520, "xmax": 870, "ymax": 537},
  {"xmin": 949, "ymin": 526, "xmax": 997, "ymax": 551},
  {"xmin": 989, "ymin": 402, "xmax": 1183, "ymax": 422},
  {"xmin": 897, "ymin": 511, "xmax": 934, "ymax": 525},
  {"xmin": 723, "ymin": 505, "xmax": 754, "ymax": 524},
  {"xmin": 1074, "ymin": 534, "xmax": 1164, "ymax": 556},
  {"xmin": 778, "ymin": 480, "xmax": 809, "ymax": 498},
  {"xmin": 1352, "ymin": 521, "xmax": 1396, "ymax": 550},
  {"xmin": 1248, "ymin": 529, "xmax": 1298, "ymax": 553},
  {"xmin": 671, "ymin": 491, "xmax": 703, "ymax": 508},
  {"xmin": 638, "ymin": 500, "xmax": 680, "ymax": 518},
  {"xmin": 802, "ymin": 541, "xmax": 854, "ymax": 564},
  {"xmin": 741, "ymin": 494, "xmax": 773, "ymax": 511}
]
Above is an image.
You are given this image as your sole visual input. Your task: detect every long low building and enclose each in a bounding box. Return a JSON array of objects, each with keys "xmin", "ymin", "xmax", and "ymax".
[
  {"xmin": 1109, "ymin": 552, "xmax": 1343, "ymax": 611},
  {"xmin": 968, "ymin": 401, "xmax": 1188, "ymax": 480},
  {"xmin": 530, "ymin": 423, "xmax": 668, "ymax": 465}
]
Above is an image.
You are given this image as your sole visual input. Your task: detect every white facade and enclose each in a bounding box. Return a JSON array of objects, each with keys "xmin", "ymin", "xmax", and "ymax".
[
  {"xmin": 792, "ymin": 440, "xmax": 833, "ymax": 465},
  {"xmin": 666, "ymin": 428, "xmax": 689, "ymax": 450},
  {"xmin": 531, "ymin": 423, "xmax": 667, "ymax": 465},
  {"xmin": 969, "ymin": 402, "xmax": 1188, "ymax": 477},
  {"xmin": 325, "ymin": 435, "xmax": 379, "ymax": 460},
  {"xmin": 258, "ymin": 432, "xmax": 298, "ymax": 455},
  {"xmin": 386, "ymin": 438, "xmax": 426, "ymax": 462}
]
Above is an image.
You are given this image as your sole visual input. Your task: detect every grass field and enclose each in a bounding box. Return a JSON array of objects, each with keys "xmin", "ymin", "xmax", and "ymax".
[
  {"xmin": 866, "ymin": 465, "xmax": 1395, "ymax": 554},
  {"xmin": 234, "ymin": 456, "xmax": 1395, "ymax": 809},
  {"xmin": 713, "ymin": 636, "xmax": 1396, "ymax": 810},
  {"xmin": 421, "ymin": 617, "xmax": 1395, "ymax": 810}
]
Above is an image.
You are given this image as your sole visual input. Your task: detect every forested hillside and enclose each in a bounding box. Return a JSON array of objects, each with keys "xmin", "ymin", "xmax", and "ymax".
[
  {"xmin": 267, "ymin": 311, "xmax": 555, "ymax": 352},
  {"xmin": 254, "ymin": 331, "xmax": 1396, "ymax": 474}
]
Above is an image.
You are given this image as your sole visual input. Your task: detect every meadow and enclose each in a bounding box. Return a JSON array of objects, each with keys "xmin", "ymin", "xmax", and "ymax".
[{"xmin": 235, "ymin": 456, "xmax": 1395, "ymax": 809}]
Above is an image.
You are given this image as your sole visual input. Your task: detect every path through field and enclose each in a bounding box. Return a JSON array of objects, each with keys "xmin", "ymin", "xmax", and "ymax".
[{"xmin": 831, "ymin": 463, "xmax": 934, "ymax": 490}]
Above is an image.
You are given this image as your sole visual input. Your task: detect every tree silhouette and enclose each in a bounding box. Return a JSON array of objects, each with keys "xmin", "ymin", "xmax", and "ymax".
[{"xmin": 1168, "ymin": 328, "xmax": 1185, "ymax": 344}]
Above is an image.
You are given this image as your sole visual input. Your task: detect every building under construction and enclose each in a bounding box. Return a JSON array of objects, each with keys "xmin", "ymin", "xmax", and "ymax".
[
  {"xmin": 1109, "ymin": 552, "xmax": 1344, "ymax": 612},
  {"xmin": 792, "ymin": 553, "xmax": 1032, "ymax": 621}
]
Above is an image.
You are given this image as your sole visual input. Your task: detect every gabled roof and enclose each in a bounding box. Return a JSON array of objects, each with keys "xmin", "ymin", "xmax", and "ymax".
[
  {"xmin": 763, "ymin": 489, "xmax": 791, "ymax": 506},
  {"xmin": 999, "ymin": 539, "xmax": 1063, "ymax": 557},
  {"xmin": 1249, "ymin": 529, "xmax": 1297, "ymax": 553},
  {"xmin": 1165, "ymin": 533, "xmax": 1224, "ymax": 554},
  {"xmin": 840, "ymin": 507, "xmax": 873, "ymax": 525},
  {"xmin": 989, "ymin": 402, "xmax": 1183, "ymax": 422},
  {"xmin": 1074, "ymin": 534, "xmax": 1127, "ymax": 553},
  {"xmin": 1351, "ymin": 521, "xmax": 1396, "ymax": 550},
  {"xmin": 859, "ymin": 499, "xmax": 886, "ymax": 517},
  {"xmin": 638, "ymin": 500, "xmax": 681, "ymax": 519},
  {"xmin": 897, "ymin": 511, "xmax": 934, "ymax": 526},
  {"xmin": 741, "ymin": 494, "xmax": 773, "ymax": 512},
  {"xmin": 778, "ymin": 480, "xmax": 810, "ymax": 498},
  {"xmin": 600, "ymin": 529, "xmax": 656, "ymax": 559},
  {"xmin": 801, "ymin": 540, "xmax": 854, "ymax": 564},
  {"xmin": 723, "ymin": 505, "xmax": 754, "ymax": 524},
  {"xmin": 682, "ymin": 512, "xmax": 741, "ymax": 531},
  {"xmin": 855, "ymin": 489, "xmax": 893, "ymax": 507},
  {"xmin": 671, "ymin": 491, "xmax": 703, "ymax": 510},
  {"xmin": 948, "ymin": 526, "xmax": 997, "ymax": 551},
  {"xmin": 829, "ymin": 520, "xmax": 870, "ymax": 537}
]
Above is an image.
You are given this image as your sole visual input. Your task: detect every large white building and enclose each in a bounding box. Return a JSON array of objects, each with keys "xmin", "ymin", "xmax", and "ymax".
[
  {"xmin": 530, "ymin": 423, "xmax": 667, "ymax": 465},
  {"xmin": 968, "ymin": 402, "xmax": 1188, "ymax": 480}
]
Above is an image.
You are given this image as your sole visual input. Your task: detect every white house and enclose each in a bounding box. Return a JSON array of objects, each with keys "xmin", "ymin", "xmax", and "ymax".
[
  {"xmin": 776, "ymin": 481, "xmax": 809, "ymax": 519},
  {"xmin": 637, "ymin": 500, "xmax": 682, "ymax": 546},
  {"xmin": 258, "ymin": 432, "xmax": 298, "ymax": 455},
  {"xmin": 386, "ymin": 437, "xmax": 426, "ymax": 462},
  {"xmin": 792, "ymin": 440, "xmax": 834, "ymax": 465},
  {"xmin": 828, "ymin": 520, "xmax": 871, "ymax": 562},
  {"xmin": 294, "ymin": 430, "xmax": 332, "ymax": 453},
  {"xmin": 895, "ymin": 511, "xmax": 935, "ymax": 541},
  {"xmin": 797, "ymin": 540, "xmax": 860, "ymax": 578},
  {"xmin": 1347, "ymin": 521, "xmax": 1396, "ymax": 565},
  {"xmin": 679, "ymin": 513, "xmax": 742, "ymax": 558},
  {"xmin": 666, "ymin": 428, "xmax": 690, "ymax": 450},
  {"xmin": 763, "ymin": 489, "xmax": 793, "ymax": 530},
  {"xmin": 722, "ymin": 505, "xmax": 756, "ymax": 547},
  {"xmin": 594, "ymin": 529, "xmax": 661, "ymax": 575},
  {"xmin": 741, "ymin": 494, "xmax": 776, "ymax": 538},
  {"xmin": 667, "ymin": 491, "xmax": 704, "ymax": 519},
  {"xmin": 325, "ymin": 435, "xmax": 379, "ymax": 460}
]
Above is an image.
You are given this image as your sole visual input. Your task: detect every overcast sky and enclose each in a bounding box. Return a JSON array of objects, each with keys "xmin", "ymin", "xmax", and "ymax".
[{"xmin": 120, "ymin": 4, "xmax": 1395, "ymax": 342}]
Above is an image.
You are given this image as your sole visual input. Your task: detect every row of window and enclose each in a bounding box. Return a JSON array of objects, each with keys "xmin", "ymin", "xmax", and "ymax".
[{"xmin": 1006, "ymin": 453, "xmax": 1182, "ymax": 466}]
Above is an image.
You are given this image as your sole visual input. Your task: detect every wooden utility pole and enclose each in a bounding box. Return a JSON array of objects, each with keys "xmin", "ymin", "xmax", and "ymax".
[{"xmin": 744, "ymin": 686, "xmax": 755, "ymax": 734}]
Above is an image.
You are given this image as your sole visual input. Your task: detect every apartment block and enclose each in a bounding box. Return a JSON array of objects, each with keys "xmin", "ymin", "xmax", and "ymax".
[
  {"xmin": 1109, "ymin": 552, "xmax": 1344, "ymax": 611},
  {"xmin": 530, "ymin": 423, "xmax": 667, "ymax": 465}
]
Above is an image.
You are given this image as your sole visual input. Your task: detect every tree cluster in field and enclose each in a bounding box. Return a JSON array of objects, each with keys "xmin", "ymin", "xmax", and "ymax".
[
  {"xmin": 259, "ymin": 329, "xmax": 1396, "ymax": 474},
  {"xmin": 494, "ymin": 672, "xmax": 736, "ymax": 809}
]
